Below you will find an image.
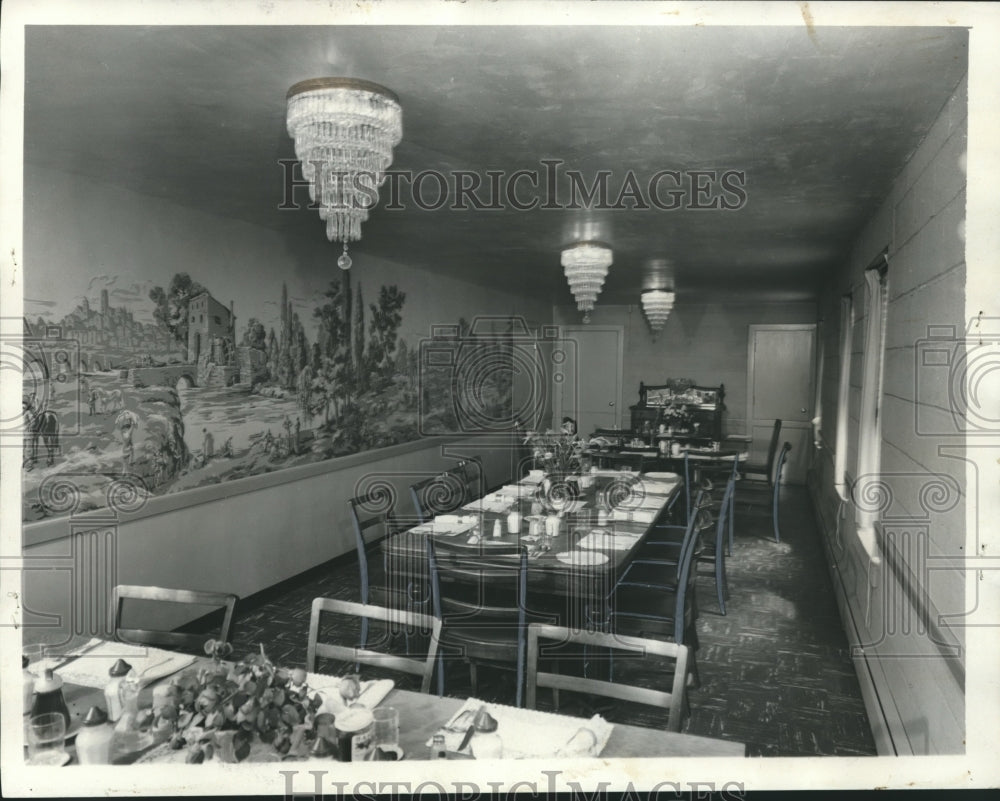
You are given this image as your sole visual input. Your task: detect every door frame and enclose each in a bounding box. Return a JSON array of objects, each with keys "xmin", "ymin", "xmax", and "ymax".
[
  {"xmin": 554, "ymin": 325, "xmax": 625, "ymax": 431},
  {"xmin": 746, "ymin": 323, "xmax": 817, "ymax": 479}
]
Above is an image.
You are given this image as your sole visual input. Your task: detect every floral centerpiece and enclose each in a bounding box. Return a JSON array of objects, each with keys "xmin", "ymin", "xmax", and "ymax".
[
  {"xmin": 138, "ymin": 642, "xmax": 356, "ymax": 763},
  {"xmin": 524, "ymin": 428, "xmax": 588, "ymax": 476},
  {"xmin": 662, "ymin": 401, "xmax": 693, "ymax": 432}
]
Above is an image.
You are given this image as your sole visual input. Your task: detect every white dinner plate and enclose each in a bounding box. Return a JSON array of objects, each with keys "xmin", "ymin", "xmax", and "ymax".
[{"xmin": 555, "ymin": 550, "xmax": 610, "ymax": 567}]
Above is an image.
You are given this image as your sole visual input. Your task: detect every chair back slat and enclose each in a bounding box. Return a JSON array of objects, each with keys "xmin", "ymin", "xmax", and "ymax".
[
  {"xmin": 306, "ymin": 598, "xmax": 441, "ymax": 694},
  {"xmin": 409, "ymin": 466, "xmax": 469, "ymax": 523},
  {"xmin": 764, "ymin": 419, "xmax": 782, "ymax": 475},
  {"xmin": 526, "ymin": 623, "xmax": 689, "ymax": 732},
  {"xmin": 111, "ymin": 585, "xmax": 238, "ymax": 653}
]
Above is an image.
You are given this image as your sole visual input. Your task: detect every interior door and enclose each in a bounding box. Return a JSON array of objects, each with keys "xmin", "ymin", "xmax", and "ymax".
[
  {"xmin": 746, "ymin": 324, "xmax": 816, "ymax": 484},
  {"xmin": 556, "ymin": 326, "xmax": 624, "ymax": 437}
]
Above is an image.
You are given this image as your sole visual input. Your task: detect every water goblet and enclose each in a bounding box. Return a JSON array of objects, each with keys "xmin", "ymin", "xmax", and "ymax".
[{"xmin": 27, "ymin": 711, "xmax": 68, "ymax": 766}]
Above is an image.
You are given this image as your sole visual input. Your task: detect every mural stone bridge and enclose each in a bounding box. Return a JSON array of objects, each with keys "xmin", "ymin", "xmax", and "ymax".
[{"xmin": 127, "ymin": 363, "xmax": 199, "ymax": 388}]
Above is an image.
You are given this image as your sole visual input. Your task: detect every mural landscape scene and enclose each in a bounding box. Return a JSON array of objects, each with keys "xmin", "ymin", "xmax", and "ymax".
[{"xmin": 22, "ymin": 270, "xmax": 513, "ymax": 522}]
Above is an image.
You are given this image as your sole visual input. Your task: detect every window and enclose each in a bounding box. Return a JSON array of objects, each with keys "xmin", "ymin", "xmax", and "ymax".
[
  {"xmin": 855, "ymin": 250, "xmax": 889, "ymax": 536},
  {"xmin": 834, "ymin": 292, "xmax": 854, "ymax": 499}
]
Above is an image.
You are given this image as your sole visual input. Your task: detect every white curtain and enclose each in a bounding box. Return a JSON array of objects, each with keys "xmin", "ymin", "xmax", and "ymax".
[
  {"xmin": 834, "ymin": 293, "xmax": 854, "ymax": 499},
  {"xmin": 855, "ymin": 264, "xmax": 889, "ymax": 535}
]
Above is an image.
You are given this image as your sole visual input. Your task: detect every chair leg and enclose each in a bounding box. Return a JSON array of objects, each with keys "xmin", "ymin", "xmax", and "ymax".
[
  {"xmin": 715, "ymin": 558, "xmax": 726, "ymax": 616},
  {"xmin": 469, "ymin": 661, "xmax": 478, "ymax": 696},
  {"xmin": 772, "ymin": 488, "xmax": 781, "ymax": 543},
  {"xmin": 436, "ymin": 652, "xmax": 444, "ymax": 697},
  {"xmin": 687, "ymin": 649, "xmax": 701, "ymax": 690},
  {"xmin": 727, "ymin": 493, "xmax": 735, "ymax": 556}
]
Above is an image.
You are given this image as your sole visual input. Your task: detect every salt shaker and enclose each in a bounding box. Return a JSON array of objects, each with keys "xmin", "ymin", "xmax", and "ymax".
[
  {"xmin": 492, "ymin": 519, "xmax": 502, "ymax": 538},
  {"xmin": 76, "ymin": 706, "xmax": 113, "ymax": 764},
  {"xmin": 507, "ymin": 510, "xmax": 521, "ymax": 534},
  {"xmin": 104, "ymin": 659, "xmax": 132, "ymax": 722}
]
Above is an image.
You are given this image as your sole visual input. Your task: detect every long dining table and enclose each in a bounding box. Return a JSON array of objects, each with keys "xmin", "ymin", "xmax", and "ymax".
[
  {"xmin": 380, "ymin": 470, "xmax": 685, "ymax": 628},
  {"xmin": 40, "ymin": 640, "xmax": 745, "ymax": 763}
]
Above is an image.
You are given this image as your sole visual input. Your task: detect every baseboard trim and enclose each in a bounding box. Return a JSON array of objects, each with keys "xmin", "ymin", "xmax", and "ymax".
[{"xmin": 807, "ymin": 477, "xmax": 901, "ymax": 756}]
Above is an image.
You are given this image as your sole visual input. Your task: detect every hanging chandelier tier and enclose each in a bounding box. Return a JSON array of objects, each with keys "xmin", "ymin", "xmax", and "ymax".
[
  {"xmin": 641, "ymin": 289, "xmax": 676, "ymax": 333},
  {"xmin": 286, "ymin": 77, "xmax": 403, "ymax": 269},
  {"xmin": 561, "ymin": 241, "xmax": 613, "ymax": 323}
]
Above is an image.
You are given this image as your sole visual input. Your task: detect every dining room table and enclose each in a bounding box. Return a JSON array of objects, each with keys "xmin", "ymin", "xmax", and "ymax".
[
  {"xmin": 380, "ymin": 469, "xmax": 685, "ymax": 629},
  {"xmin": 31, "ymin": 639, "xmax": 746, "ymax": 764}
]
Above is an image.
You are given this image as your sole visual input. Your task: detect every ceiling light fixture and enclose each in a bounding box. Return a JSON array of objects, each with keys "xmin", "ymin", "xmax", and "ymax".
[
  {"xmin": 641, "ymin": 289, "xmax": 676, "ymax": 333},
  {"xmin": 286, "ymin": 77, "xmax": 403, "ymax": 270},
  {"xmin": 561, "ymin": 241, "xmax": 613, "ymax": 323}
]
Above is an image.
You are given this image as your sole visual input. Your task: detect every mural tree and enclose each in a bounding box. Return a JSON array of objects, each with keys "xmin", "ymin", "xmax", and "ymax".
[
  {"xmin": 149, "ymin": 273, "xmax": 206, "ymax": 347},
  {"xmin": 368, "ymin": 285, "xmax": 406, "ymax": 388}
]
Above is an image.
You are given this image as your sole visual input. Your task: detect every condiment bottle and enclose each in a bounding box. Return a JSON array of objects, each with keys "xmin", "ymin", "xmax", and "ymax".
[
  {"xmin": 30, "ymin": 668, "xmax": 71, "ymax": 729},
  {"xmin": 492, "ymin": 519, "xmax": 502, "ymax": 539},
  {"xmin": 506, "ymin": 510, "xmax": 521, "ymax": 534},
  {"xmin": 23, "ymin": 656, "xmax": 34, "ymax": 714},
  {"xmin": 111, "ymin": 669, "xmax": 153, "ymax": 757},
  {"xmin": 76, "ymin": 706, "xmax": 113, "ymax": 764},
  {"xmin": 430, "ymin": 733, "xmax": 447, "ymax": 760},
  {"xmin": 104, "ymin": 659, "xmax": 132, "ymax": 722}
]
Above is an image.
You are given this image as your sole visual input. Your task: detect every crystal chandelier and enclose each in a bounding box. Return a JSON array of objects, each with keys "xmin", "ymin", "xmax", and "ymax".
[
  {"xmin": 641, "ymin": 289, "xmax": 676, "ymax": 333},
  {"xmin": 286, "ymin": 78, "xmax": 403, "ymax": 270},
  {"xmin": 561, "ymin": 242, "xmax": 613, "ymax": 323}
]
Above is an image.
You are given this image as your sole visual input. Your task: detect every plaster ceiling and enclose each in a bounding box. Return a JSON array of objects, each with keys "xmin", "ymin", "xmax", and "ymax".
[{"xmin": 23, "ymin": 25, "xmax": 968, "ymax": 304}]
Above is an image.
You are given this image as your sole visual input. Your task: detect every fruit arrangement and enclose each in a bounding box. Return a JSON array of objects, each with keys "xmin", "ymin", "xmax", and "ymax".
[{"xmin": 149, "ymin": 644, "xmax": 327, "ymax": 763}]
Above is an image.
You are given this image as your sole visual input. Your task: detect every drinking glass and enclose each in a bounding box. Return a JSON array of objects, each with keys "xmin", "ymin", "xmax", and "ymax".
[
  {"xmin": 23, "ymin": 644, "xmax": 48, "ymax": 677},
  {"xmin": 372, "ymin": 707, "xmax": 399, "ymax": 748},
  {"xmin": 27, "ymin": 712, "xmax": 67, "ymax": 765}
]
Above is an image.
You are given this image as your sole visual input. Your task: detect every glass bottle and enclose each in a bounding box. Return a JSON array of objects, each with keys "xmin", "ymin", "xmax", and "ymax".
[
  {"xmin": 76, "ymin": 706, "xmax": 114, "ymax": 764},
  {"xmin": 111, "ymin": 668, "xmax": 154, "ymax": 758},
  {"xmin": 30, "ymin": 668, "xmax": 71, "ymax": 730},
  {"xmin": 104, "ymin": 659, "xmax": 132, "ymax": 722}
]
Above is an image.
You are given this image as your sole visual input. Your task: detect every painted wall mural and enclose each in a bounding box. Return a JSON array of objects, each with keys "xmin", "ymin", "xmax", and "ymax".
[{"xmin": 21, "ymin": 270, "xmax": 513, "ymax": 522}]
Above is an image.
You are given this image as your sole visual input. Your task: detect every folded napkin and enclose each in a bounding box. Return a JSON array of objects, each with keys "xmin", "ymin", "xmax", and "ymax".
[
  {"xmin": 576, "ymin": 529, "xmax": 642, "ymax": 551},
  {"xmin": 431, "ymin": 515, "xmax": 479, "ymax": 536},
  {"xmin": 609, "ymin": 508, "xmax": 656, "ymax": 524},
  {"xmin": 615, "ymin": 493, "xmax": 666, "ymax": 511},
  {"xmin": 53, "ymin": 638, "xmax": 197, "ymax": 689},
  {"xmin": 428, "ymin": 698, "xmax": 613, "ymax": 759},
  {"xmin": 550, "ymin": 499, "xmax": 587, "ymax": 514},
  {"xmin": 463, "ymin": 494, "xmax": 515, "ymax": 514},
  {"xmin": 307, "ymin": 676, "xmax": 395, "ymax": 715}
]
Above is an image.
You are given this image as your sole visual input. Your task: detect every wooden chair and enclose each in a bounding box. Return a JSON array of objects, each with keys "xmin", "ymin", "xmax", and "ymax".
[
  {"xmin": 111, "ymin": 585, "xmax": 238, "ymax": 653},
  {"xmin": 427, "ymin": 537, "xmax": 530, "ymax": 706},
  {"xmin": 526, "ymin": 623, "xmax": 689, "ymax": 732},
  {"xmin": 694, "ymin": 476, "xmax": 737, "ymax": 614},
  {"xmin": 409, "ymin": 466, "xmax": 469, "ymax": 523},
  {"xmin": 608, "ymin": 493, "xmax": 708, "ymax": 685},
  {"xmin": 738, "ymin": 441, "xmax": 792, "ymax": 543},
  {"xmin": 457, "ymin": 456, "xmax": 489, "ymax": 501},
  {"xmin": 306, "ymin": 598, "xmax": 441, "ymax": 694},
  {"xmin": 347, "ymin": 491, "xmax": 408, "ymax": 649},
  {"xmin": 741, "ymin": 418, "xmax": 781, "ymax": 481}
]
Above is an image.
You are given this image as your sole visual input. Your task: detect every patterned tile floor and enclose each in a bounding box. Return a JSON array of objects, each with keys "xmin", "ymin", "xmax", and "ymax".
[{"xmin": 214, "ymin": 486, "xmax": 877, "ymax": 757}]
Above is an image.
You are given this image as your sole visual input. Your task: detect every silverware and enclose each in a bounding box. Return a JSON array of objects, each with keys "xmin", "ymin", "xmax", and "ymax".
[{"xmin": 457, "ymin": 724, "xmax": 476, "ymax": 752}]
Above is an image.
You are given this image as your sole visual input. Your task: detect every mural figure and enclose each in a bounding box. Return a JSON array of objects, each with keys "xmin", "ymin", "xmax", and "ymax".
[
  {"xmin": 115, "ymin": 409, "xmax": 139, "ymax": 471},
  {"xmin": 23, "ymin": 396, "xmax": 60, "ymax": 468},
  {"xmin": 202, "ymin": 428, "xmax": 214, "ymax": 461}
]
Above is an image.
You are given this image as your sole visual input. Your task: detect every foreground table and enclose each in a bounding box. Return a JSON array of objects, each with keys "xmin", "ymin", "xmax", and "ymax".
[{"xmin": 56, "ymin": 665, "xmax": 745, "ymax": 761}]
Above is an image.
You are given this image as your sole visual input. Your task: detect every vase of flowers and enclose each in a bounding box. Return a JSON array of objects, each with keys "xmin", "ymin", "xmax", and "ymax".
[
  {"xmin": 141, "ymin": 644, "xmax": 334, "ymax": 763},
  {"xmin": 524, "ymin": 428, "xmax": 587, "ymax": 476}
]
